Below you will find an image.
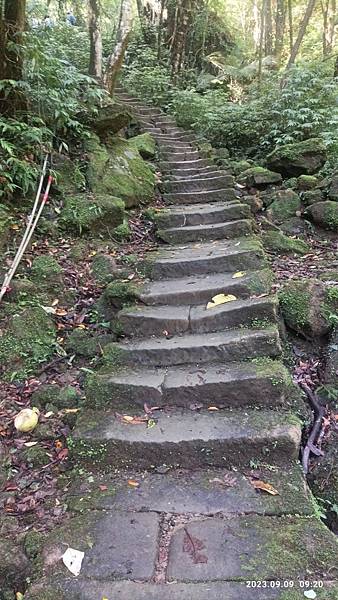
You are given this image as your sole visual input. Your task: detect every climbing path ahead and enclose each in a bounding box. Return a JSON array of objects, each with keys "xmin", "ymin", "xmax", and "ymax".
[{"xmin": 27, "ymin": 92, "xmax": 338, "ymax": 600}]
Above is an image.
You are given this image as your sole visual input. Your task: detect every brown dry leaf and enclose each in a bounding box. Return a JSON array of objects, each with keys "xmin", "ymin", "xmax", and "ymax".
[
  {"xmin": 127, "ymin": 479, "xmax": 139, "ymax": 488},
  {"xmin": 250, "ymin": 479, "xmax": 279, "ymax": 495},
  {"xmin": 55, "ymin": 308, "xmax": 68, "ymax": 316}
]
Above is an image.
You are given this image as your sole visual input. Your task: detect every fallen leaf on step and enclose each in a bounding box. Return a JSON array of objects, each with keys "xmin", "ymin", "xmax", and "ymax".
[
  {"xmin": 250, "ymin": 479, "xmax": 279, "ymax": 495},
  {"xmin": 147, "ymin": 419, "xmax": 156, "ymax": 429},
  {"xmin": 232, "ymin": 271, "xmax": 246, "ymax": 279},
  {"xmin": 183, "ymin": 527, "xmax": 208, "ymax": 564},
  {"xmin": 128, "ymin": 479, "xmax": 139, "ymax": 488},
  {"xmin": 208, "ymin": 406, "xmax": 219, "ymax": 411},
  {"xmin": 62, "ymin": 547, "xmax": 84, "ymax": 576},
  {"xmin": 99, "ymin": 485, "xmax": 108, "ymax": 492},
  {"xmin": 207, "ymin": 294, "xmax": 237, "ymax": 309},
  {"xmin": 24, "ymin": 441, "xmax": 38, "ymax": 447}
]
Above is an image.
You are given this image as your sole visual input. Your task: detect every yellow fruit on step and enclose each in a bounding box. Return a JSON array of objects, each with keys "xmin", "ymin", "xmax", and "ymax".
[{"xmin": 14, "ymin": 407, "xmax": 40, "ymax": 433}]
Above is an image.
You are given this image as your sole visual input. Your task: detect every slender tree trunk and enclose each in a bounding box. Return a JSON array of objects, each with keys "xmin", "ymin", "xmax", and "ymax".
[
  {"xmin": 264, "ymin": 0, "xmax": 273, "ymax": 55},
  {"xmin": 287, "ymin": 0, "xmax": 293, "ymax": 53},
  {"xmin": 286, "ymin": 0, "xmax": 317, "ymax": 69},
  {"xmin": 170, "ymin": 0, "xmax": 191, "ymax": 80},
  {"xmin": 104, "ymin": 0, "xmax": 134, "ymax": 95},
  {"xmin": 322, "ymin": 0, "xmax": 336, "ymax": 55},
  {"xmin": 0, "ymin": 0, "xmax": 26, "ymax": 114},
  {"xmin": 258, "ymin": 0, "xmax": 266, "ymax": 83},
  {"xmin": 157, "ymin": 0, "xmax": 165, "ymax": 60},
  {"xmin": 275, "ymin": 0, "xmax": 286, "ymax": 62},
  {"xmin": 253, "ymin": 0, "xmax": 261, "ymax": 52},
  {"xmin": 88, "ymin": 0, "xmax": 102, "ymax": 80},
  {"xmin": 334, "ymin": 54, "xmax": 338, "ymax": 76}
]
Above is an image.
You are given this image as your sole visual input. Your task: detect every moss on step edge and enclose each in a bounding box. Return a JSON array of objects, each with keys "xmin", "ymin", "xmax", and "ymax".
[{"xmin": 262, "ymin": 231, "xmax": 309, "ymax": 255}]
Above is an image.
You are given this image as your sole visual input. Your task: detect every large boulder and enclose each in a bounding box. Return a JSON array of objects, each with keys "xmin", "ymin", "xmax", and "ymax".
[
  {"xmin": 0, "ymin": 306, "xmax": 56, "ymax": 381},
  {"xmin": 279, "ymin": 279, "xmax": 338, "ymax": 339},
  {"xmin": 262, "ymin": 231, "xmax": 309, "ymax": 255},
  {"xmin": 306, "ymin": 201, "xmax": 338, "ymax": 231},
  {"xmin": 237, "ymin": 166, "xmax": 282, "ymax": 187},
  {"xmin": 268, "ymin": 189, "xmax": 301, "ymax": 222},
  {"xmin": 266, "ymin": 138, "xmax": 327, "ymax": 176},
  {"xmin": 91, "ymin": 105, "xmax": 132, "ymax": 139},
  {"xmin": 85, "ymin": 134, "xmax": 155, "ymax": 208},
  {"xmin": 54, "ymin": 155, "xmax": 86, "ymax": 197},
  {"xmin": 128, "ymin": 133, "xmax": 156, "ymax": 160},
  {"xmin": 328, "ymin": 174, "xmax": 338, "ymax": 201},
  {"xmin": 60, "ymin": 194, "xmax": 125, "ymax": 234}
]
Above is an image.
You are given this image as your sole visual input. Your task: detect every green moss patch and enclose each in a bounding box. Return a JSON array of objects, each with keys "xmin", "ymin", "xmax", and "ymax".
[
  {"xmin": 59, "ymin": 194, "xmax": 125, "ymax": 235},
  {"xmin": 128, "ymin": 132, "xmax": 156, "ymax": 159},
  {"xmin": 237, "ymin": 166, "xmax": 282, "ymax": 187},
  {"xmin": 266, "ymin": 138, "xmax": 327, "ymax": 176},
  {"xmin": 268, "ymin": 189, "xmax": 301, "ymax": 222},
  {"xmin": 262, "ymin": 231, "xmax": 309, "ymax": 255}
]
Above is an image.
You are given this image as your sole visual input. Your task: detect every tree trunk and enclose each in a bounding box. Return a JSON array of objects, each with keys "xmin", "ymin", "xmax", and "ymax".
[
  {"xmin": 258, "ymin": 0, "xmax": 266, "ymax": 83},
  {"xmin": 275, "ymin": 0, "xmax": 286, "ymax": 61},
  {"xmin": 287, "ymin": 0, "xmax": 293, "ymax": 53},
  {"xmin": 334, "ymin": 54, "xmax": 338, "ymax": 76},
  {"xmin": 157, "ymin": 0, "xmax": 165, "ymax": 60},
  {"xmin": 286, "ymin": 0, "xmax": 317, "ymax": 69},
  {"xmin": 322, "ymin": 0, "xmax": 336, "ymax": 55},
  {"xmin": 264, "ymin": 0, "xmax": 273, "ymax": 55},
  {"xmin": 104, "ymin": 0, "xmax": 134, "ymax": 95},
  {"xmin": 0, "ymin": 0, "xmax": 26, "ymax": 114},
  {"xmin": 170, "ymin": 0, "xmax": 191, "ymax": 80},
  {"xmin": 88, "ymin": 0, "xmax": 102, "ymax": 80}
]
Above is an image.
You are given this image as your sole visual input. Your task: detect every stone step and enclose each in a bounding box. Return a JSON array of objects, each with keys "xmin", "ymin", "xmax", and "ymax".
[
  {"xmin": 164, "ymin": 188, "xmax": 238, "ymax": 205},
  {"xmin": 67, "ymin": 465, "xmax": 312, "ymax": 518},
  {"xmin": 161, "ymin": 150, "xmax": 201, "ymax": 162},
  {"xmin": 106, "ymin": 327, "xmax": 281, "ymax": 367},
  {"xmin": 158, "ymin": 219, "xmax": 252, "ymax": 244},
  {"xmin": 153, "ymin": 201, "xmax": 249, "ymax": 228},
  {"xmin": 152, "ymin": 132, "xmax": 196, "ymax": 142},
  {"xmin": 159, "ymin": 158, "xmax": 210, "ymax": 171},
  {"xmin": 118, "ymin": 296, "xmax": 277, "ymax": 338},
  {"xmin": 159, "ymin": 141, "xmax": 194, "ymax": 150},
  {"xmin": 139, "ymin": 269, "xmax": 271, "ymax": 305},
  {"xmin": 133, "ymin": 108, "xmax": 162, "ymax": 117},
  {"xmin": 85, "ymin": 357, "xmax": 293, "ymax": 411},
  {"xmin": 73, "ymin": 408, "xmax": 300, "ymax": 469},
  {"xmin": 163, "ymin": 175, "xmax": 234, "ymax": 193},
  {"xmin": 144, "ymin": 237, "xmax": 266, "ymax": 279},
  {"xmin": 168, "ymin": 169, "xmax": 230, "ymax": 180}
]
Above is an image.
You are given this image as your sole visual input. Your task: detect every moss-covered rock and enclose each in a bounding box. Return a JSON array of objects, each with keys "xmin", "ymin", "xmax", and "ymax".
[
  {"xmin": 59, "ymin": 194, "xmax": 125, "ymax": 235},
  {"xmin": 279, "ymin": 217, "xmax": 307, "ymax": 237},
  {"xmin": 279, "ymin": 279, "xmax": 338, "ymax": 338},
  {"xmin": 113, "ymin": 220, "xmax": 131, "ymax": 241},
  {"xmin": 91, "ymin": 105, "xmax": 132, "ymax": 138},
  {"xmin": 237, "ymin": 166, "xmax": 282, "ymax": 187},
  {"xmin": 262, "ymin": 231, "xmax": 309, "ymax": 255},
  {"xmin": 22, "ymin": 445, "xmax": 51, "ymax": 468},
  {"xmin": 98, "ymin": 280, "xmax": 140, "ymax": 318},
  {"xmin": 268, "ymin": 189, "xmax": 301, "ymax": 222},
  {"xmin": 31, "ymin": 255, "xmax": 63, "ymax": 285},
  {"xmin": 0, "ymin": 203, "xmax": 11, "ymax": 250},
  {"xmin": 128, "ymin": 132, "xmax": 156, "ymax": 159},
  {"xmin": 307, "ymin": 201, "xmax": 338, "ymax": 231},
  {"xmin": 32, "ymin": 384, "xmax": 81, "ymax": 410},
  {"xmin": 85, "ymin": 134, "xmax": 155, "ymax": 208},
  {"xmin": 241, "ymin": 195, "xmax": 263, "ymax": 214},
  {"xmin": 229, "ymin": 159, "xmax": 252, "ymax": 175},
  {"xmin": 54, "ymin": 155, "xmax": 86, "ymax": 197},
  {"xmin": 301, "ymin": 189, "xmax": 324, "ymax": 206},
  {"xmin": 91, "ymin": 254, "xmax": 119, "ymax": 285},
  {"xmin": 328, "ymin": 174, "xmax": 338, "ymax": 201},
  {"xmin": 297, "ymin": 174, "xmax": 318, "ymax": 190},
  {"xmin": 65, "ymin": 329, "xmax": 114, "ymax": 358},
  {"xmin": 266, "ymin": 138, "xmax": 327, "ymax": 176},
  {"xmin": 0, "ymin": 538, "xmax": 31, "ymax": 595},
  {"xmin": 0, "ymin": 306, "xmax": 56, "ymax": 380}
]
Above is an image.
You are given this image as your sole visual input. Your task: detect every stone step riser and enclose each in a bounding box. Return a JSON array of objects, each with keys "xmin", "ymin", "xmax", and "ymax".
[
  {"xmin": 85, "ymin": 362, "xmax": 292, "ymax": 411},
  {"xmin": 158, "ymin": 219, "xmax": 252, "ymax": 244},
  {"xmin": 163, "ymin": 176, "xmax": 235, "ymax": 193},
  {"xmin": 161, "ymin": 151, "xmax": 201, "ymax": 162},
  {"xmin": 118, "ymin": 297, "xmax": 277, "ymax": 338},
  {"xmin": 154, "ymin": 202, "xmax": 248, "ymax": 228},
  {"xmin": 139, "ymin": 275, "xmax": 265, "ymax": 306},
  {"xmin": 159, "ymin": 159, "xmax": 210, "ymax": 171},
  {"xmin": 112, "ymin": 330, "xmax": 281, "ymax": 368},
  {"xmin": 164, "ymin": 188, "xmax": 238, "ymax": 205},
  {"xmin": 151, "ymin": 133, "xmax": 196, "ymax": 142},
  {"xmin": 168, "ymin": 170, "xmax": 231, "ymax": 180},
  {"xmin": 147, "ymin": 248, "xmax": 265, "ymax": 280},
  {"xmin": 160, "ymin": 144, "xmax": 194, "ymax": 152}
]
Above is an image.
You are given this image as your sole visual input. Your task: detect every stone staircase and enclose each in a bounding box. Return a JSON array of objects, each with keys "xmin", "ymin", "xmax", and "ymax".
[{"xmin": 27, "ymin": 91, "xmax": 338, "ymax": 600}]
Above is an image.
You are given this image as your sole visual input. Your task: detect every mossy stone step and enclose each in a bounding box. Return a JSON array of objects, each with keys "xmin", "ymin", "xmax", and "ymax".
[
  {"xmin": 159, "ymin": 158, "xmax": 210, "ymax": 171},
  {"xmin": 168, "ymin": 168, "xmax": 230, "ymax": 180},
  {"xmin": 105, "ymin": 327, "xmax": 281, "ymax": 367},
  {"xmin": 164, "ymin": 188, "xmax": 238, "ymax": 205},
  {"xmin": 72, "ymin": 408, "xmax": 300, "ymax": 470},
  {"xmin": 139, "ymin": 269, "xmax": 271, "ymax": 305},
  {"xmin": 158, "ymin": 218, "xmax": 252, "ymax": 244},
  {"xmin": 85, "ymin": 359, "xmax": 297, "ymax": 411},
  {"xmin": 163, "ymin": 174, "xmax": 234, "ymax": 193},
  {"xmin": 151, "ymin": 132, "xmax": 197, "ymax": 142},
  {"xmin": 118, "ymin": 296, "xmax": 277, "ymax": 338},
  {"xmin": 153, "ymin": 201, "xmax": 248, "ymax": 228},
  {"xmin": 161, "ymin": 150, "xmax": 201, "ymax": 162},
  {"xmin": 144, "ymin": 237, "xmax": 266, "ymax": 279}
]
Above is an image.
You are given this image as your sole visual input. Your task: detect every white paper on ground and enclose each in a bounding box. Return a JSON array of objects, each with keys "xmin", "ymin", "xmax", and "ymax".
[
  {"xmin": 62, "ymin": 547, "xmax": 85, "ymax": 576},
  {"xmin": 304, "ymin": 591, "xmax": 317, "ymax": 599}
]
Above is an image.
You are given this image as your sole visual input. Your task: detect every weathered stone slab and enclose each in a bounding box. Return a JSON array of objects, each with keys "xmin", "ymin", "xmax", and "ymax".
[
  {"xmin": 164, "ymin": 175, "xmax": 234, "ymax": 193},
  {"xmin": 159, "ymin": 158, "xmax": 210, "ymax": 170},
  {"xmin": 164, "ymin": 188, "xmax": 237, "ymax": 205},
  {"xmin": 167, "ymin": 515, "xmax": 338, "ymax": 582},
  {"xmin": 40, "ymin": 511, "xmax": 159, "ymax": 581},
  {"xmin": 140, "ymin": 269, "xmax": 270, "ymax": 305},
  {"xmin": 73, "ymin": 408, "xmax": 301, "ymax": 469},
  {"xmin": 158, "ymin": 218, "xmax": 252, "ymax": 244},
  {"xmin": 67, "ymin": 466, "xmax": 313, "ymax": 518},
  {"xmin": 154, "ymin": 201, "xmax": 247, "ymax": 228},
  {"xmin": 118, "ymin": 304, "xmax": 190, "ymax": 337}
]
